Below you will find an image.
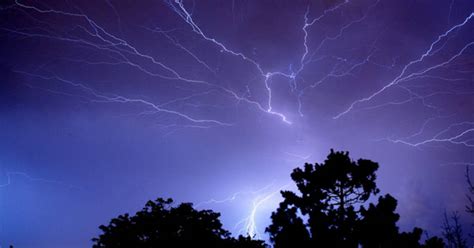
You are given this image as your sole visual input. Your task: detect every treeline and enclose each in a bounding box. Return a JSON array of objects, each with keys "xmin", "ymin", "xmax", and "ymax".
[{"xmin": 91, "ymin": 150, "xmax": 472, "ymax": 248}]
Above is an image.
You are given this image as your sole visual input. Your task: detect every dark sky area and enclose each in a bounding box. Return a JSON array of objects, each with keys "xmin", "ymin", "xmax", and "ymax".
[{"xmin": 0, "ymin": 0, "xmax": 473, "ymax": 247}]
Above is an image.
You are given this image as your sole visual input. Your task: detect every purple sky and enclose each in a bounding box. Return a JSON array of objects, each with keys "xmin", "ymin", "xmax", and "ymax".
[{"xmin": 0, "ymin": 0, "xmax": 473, "ymax": 247}]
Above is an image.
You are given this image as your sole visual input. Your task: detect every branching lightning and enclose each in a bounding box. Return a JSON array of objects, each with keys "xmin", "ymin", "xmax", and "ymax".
[
  {"xmin": 2, "ymin": 0, "xmax": 473, "ymax": 242},
  {"xmin": 334, "ymin": 12, "xmax": 474, "ymax": 119},
  {"xmin": 233, "ymin": 184, "xmax": 289, "ymax": 239},
  {"xmin": 196, "ymin": 182, "xmax": 289, "ymax": 239},
  {"xmin": 5, "ymin": 0, "xmax": 391, "ymax": 127},
  {"xmin": 15, "ymin": 70, "xmax": 233, "ymax": 127},
  {"xmin": 195, "ymin": 182, "xmax": 275, "ymax": 208},
  {"xmin": 0, "ymin": 171, "xmax": 80, "ymax": 190},
  {"xmin": 386, "ymin": 122, "xmax": 474, "ymax": 148}
]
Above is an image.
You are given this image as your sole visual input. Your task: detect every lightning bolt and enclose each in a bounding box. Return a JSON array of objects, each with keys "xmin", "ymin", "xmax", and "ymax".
[
  {"xmin": 6, "ymin": 0, "xmax": 295, "ymax": 126},
  {"xmin": 3, "ymin": 0, "xmax": 473, "ymax": 241},
  {"xmin": 196, "ymin": 182, "xmax": 289, "ymax": 239},
  {"xmin": 161, "ymin": 0, "xmax": 295, "ymax": 123},
  {"xmin": 167, "ymin": 0, "xmax": 371, "ymax": 124},
  {"xmin": 195, "ymin": 182, "xmax": 275, "ymax": 208},
  {"xmin": 334, "ymin": 12, "xmax": 474, "ymax": 119},
  {"xmin": 386, "ymin": 122, "xmax": 474, "ymax": 148},
  {"xmin": 233, "ymin": 184, "xmax": 289, "ymax": 239},
  {"xmin": 6, "ymin": 0, "xmax": 385, "ymax": 126},
  {"xmin": 14, "ymin": 70, "xmax": 232, "ymax": 127},
  {"xmin": 0, "ymin": 171, "xmax": 79, "ymax": 190}
]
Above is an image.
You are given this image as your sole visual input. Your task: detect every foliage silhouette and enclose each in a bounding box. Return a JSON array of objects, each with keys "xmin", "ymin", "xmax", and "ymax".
[
  {"xmin": 266, "ymin": 149, "xmax": 444, "ymax": 248},
  {"xmin": 93, "ymin": 149, "xmax": 455, "ymax": 247},
  {"xmin": 466, "ymin": 166, "xmax": 474, "ymax": 216},
  {"xmin": 442, "ymin": 211, "xmax": 467, "ymax": 248},
  {"xmin": 466, "ymin": 166, "xmax": 474, "ymax": 239},
  {"xmin": 92, "ymin": 198, "xmax": 266, "ymax": 248}
]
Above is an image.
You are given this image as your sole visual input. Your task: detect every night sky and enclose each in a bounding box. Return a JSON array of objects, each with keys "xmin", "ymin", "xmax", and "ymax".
[{"xmin": 0, "ymin": 0, "xmax": 473, "ymax": 247}]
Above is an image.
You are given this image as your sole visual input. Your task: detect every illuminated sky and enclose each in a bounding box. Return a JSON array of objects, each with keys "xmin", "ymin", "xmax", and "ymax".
[{"xmin": 0, "ymin": 0, "xmax": 473, "ymax": 247}]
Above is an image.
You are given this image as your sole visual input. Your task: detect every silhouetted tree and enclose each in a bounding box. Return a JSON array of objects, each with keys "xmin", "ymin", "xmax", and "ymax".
[
  {"xmin": 465, "ymin": 166, "xmax": 474, "ymax": 239},
  {"xmin": 424, "ymin": 237, "xmax": 446, "ymax": 248},
  {"xmin": 357, "ymin": 194, "xmax": 400, "ymax": 247},
  {"xmin": 266, "ymin": 200, "xmax": 311, "ymax": 248},
  {"xmin": 466, "ymin": 166, "xmax": 474, "ymax": 216},
  {"xmin": 266, "ymin": 149, "xmax": 443, "ymax": 248},
  {"xmin": 92, "ymin": 198, "xmax": 267, "ymax": 248},
  {"xmin": 442, "ymin": 211, "xmax": 467, "ymax": 248}
]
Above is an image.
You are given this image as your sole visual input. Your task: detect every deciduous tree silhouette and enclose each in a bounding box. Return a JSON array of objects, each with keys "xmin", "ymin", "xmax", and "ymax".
[
  {"xmin": 465, "ymin": 166, "xmax": 474, "ymax": 216},
  {"xmin": 466, "ymin": 166, "xmax": 474, "ymax": 239},
  {"xmin": 442, "ymin": 211, "xmax": 467, "ymax": 248},
  {"xmin": 266, "ymin": 149, "xmax": 444, "ymax": 248},
  {"xmin": 434, "ymin": 165, "xmax": 474, "ymax": 247},
  {"xmin": 92, "ymin": 198, "xmax": 266, "ymax": 248}
]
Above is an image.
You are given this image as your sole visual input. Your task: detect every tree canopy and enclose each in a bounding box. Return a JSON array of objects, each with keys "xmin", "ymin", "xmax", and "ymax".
[
  {"xmin": 93, "ymin": 149, "xmax": 453, "ymax": 248},
  {"xmin": 92, "ymin": 198, "xmax": 266, "ymax": 248},
  {"xmin": 266, "ymin": 149, "xmax": 445, "ymax": 248}
]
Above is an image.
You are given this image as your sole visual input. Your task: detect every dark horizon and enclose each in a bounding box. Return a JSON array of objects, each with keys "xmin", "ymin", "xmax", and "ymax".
[{"xmin": 0, "ymin": 0, "xmax": 473, "ymax": 247}]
